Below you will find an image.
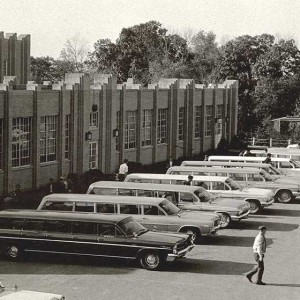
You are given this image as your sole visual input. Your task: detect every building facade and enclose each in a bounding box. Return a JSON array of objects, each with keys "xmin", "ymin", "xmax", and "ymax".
[
  {"xmin": 0, "ymin": 32, "xmax": 30, "ymax": 84},
  {"xmin": 0, "ymin": 73, "xmax": 238, "ymax": 195}
]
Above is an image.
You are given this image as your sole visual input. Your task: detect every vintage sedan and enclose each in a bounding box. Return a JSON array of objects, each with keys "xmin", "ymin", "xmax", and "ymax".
[
  {"xmin": 37, "ymin": 194, "xmax": 220, "ymax": 241},
  {"xmin": 0, "ymin": 210, "xmax": 194, "ymax": 271}
]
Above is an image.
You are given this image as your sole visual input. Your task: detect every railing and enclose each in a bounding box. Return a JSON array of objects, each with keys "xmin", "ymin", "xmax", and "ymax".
[{"xmin": 243, "ymin": 137, "xmax": 300, "ymax": 147}]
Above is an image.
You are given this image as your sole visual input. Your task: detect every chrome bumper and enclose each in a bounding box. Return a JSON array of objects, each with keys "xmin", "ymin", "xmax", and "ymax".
[
  {"xmin": 166, "ymin": 245, "xmax": 195, "ymax": 262},
  {"xmin": 231, "ymin": 210, "xmax": 250, "ymax": 221},
  {"xmin": 261, "ymin": 198, "xmax": 275, "ymax": 207}
]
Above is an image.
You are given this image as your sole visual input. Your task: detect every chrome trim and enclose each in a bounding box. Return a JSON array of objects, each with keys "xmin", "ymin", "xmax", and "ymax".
[
  {"xmin": 166, "ymin": 245, "xmax": 194, "ymax": 261},
  {"xmin": 231, "ymin": 210, "xmax": 250, "ymax": 220}
]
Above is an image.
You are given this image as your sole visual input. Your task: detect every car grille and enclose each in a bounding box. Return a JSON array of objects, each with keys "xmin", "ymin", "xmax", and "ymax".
[{"xmin": 177, "ymin": 241, "xmax": 189, "ymax": 251}]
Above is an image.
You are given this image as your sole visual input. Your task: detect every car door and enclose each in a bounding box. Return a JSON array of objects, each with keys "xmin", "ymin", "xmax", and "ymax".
[{"xmin": 141, "ymin": 204, "xmax": 168, "ymax": 232}]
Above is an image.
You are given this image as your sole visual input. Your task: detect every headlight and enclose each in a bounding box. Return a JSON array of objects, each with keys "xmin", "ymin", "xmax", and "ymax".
[{"xmin": 173, "ymin": 244, "xmax": 178, "ymax": 254}]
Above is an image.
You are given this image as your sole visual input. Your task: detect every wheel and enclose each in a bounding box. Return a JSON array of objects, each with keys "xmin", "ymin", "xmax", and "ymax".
[
  {"xmin": 140, "ymin": 252, "xmax": 161, "ymax": 270},
  {"xmin": 6, "ymin": 245, "xmax": 23, "ymax": 261},
  {"xmin": 277, "ymin": 190, "xmax": 293, "ymax": 203},
  {"xmin": 218, "ymin": 213, "xmax": 231, "ymax": 228},
  {"xmin": 247, "ymin": 200, "xmax": 261, "ymax": 214}
]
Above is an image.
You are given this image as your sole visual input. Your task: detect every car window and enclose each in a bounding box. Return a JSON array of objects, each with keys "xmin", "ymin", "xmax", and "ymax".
[
  {"xmin": 136, "ymin": 189, "xmax": 155, "ymax": 197},
  {"xmin": 41, "ymin": 201, "xmax": 73, "ymax": 211},
  {"xmin": 143, "ymin": 205, "xmax": 164, "ymax": 215},
  {"xmin": 118, "ymin": 188, "xmax": 134, "ymax": 196},
  {"xmin": 91, "ymin": 188, "xmax": 117, "ymax": 195},
  {"xmin": 25, "ymin": 219, "xmax": 45, "ymax": 231},
  {"xmin": 72, "ymin": 221, "xmax": 96, "ymax": 235},
  {"xmin": 75, "ymin": 202, "xmax": 94, "ymax": 212},
  {"xmin": 119, "ymin": 204, "xmax": 139, "ymax": 214},
  {"xmin": 230, "ymin": 173, "xmax": 245, "ymax": 181},
  {"xmin": 280, "ymin": 161, "xmax": 291, "ymax": 168},
  {"xmin": 179, "ymin": 192, "xmax": 194, "ymax": 202},
  {"xmin": 96, "ymin": 203, "xmax": 116, "ymax": 213},
  {"xmin": 46, "ymin": 220, "xmax": 70, "ymax": 233},
  {"xmin": 247, "ymin": 174, "xmax": 263, "ymax": 181},
  {"xmin": 211, "ymin": 182, "xmax": 226, "ymax": 190},
  {"xmin": 97, "ymin": 223, "xmax": 123, "ymax": 237}
]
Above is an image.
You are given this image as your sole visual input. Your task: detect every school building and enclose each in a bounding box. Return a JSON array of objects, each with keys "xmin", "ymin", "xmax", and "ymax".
[{"xmin": 0, "ymin": 32, "xmax": 238, "ymax": 195}]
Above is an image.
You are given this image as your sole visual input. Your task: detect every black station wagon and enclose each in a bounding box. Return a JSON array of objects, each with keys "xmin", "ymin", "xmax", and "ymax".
[{"xmin": 0, "ymin": 210, "xmax": 194, "ymax": 270}]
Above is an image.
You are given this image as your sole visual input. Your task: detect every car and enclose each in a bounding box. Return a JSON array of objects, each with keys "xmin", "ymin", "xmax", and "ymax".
[
  {"xmin": 0, "ymin": 290, "xmax": 65, "ymax": 300},
  {"xmin": 0, "ymin": 210, "xmax": 194, "ymax": 271},
  {"xmin": 37, "ymin": 194, "xmax": 221, "ymax": 241},
  {"xmin": 125, "ymin": 173, "xmax": 273, "ymax": 214}
]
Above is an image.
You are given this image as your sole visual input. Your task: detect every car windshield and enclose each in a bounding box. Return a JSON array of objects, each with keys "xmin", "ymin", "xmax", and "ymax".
[
  {"xmin": 225, "ymin": 178, "xmax": 242, "ymax": 190},
  {"xmin": 290, "ymin": 159, "xmax": 300, "ymax": 168},
  {"xmin": 159, "ymin": 199, "xmax": 181, "ymax": 215},
  {"xmin": 117, "ymin": 217, "xmax": 147, "ymax": 236},
  {"xmin": 194, "ymin": 188, "xmax": 214, "ymax": 202},
  {"xmin": 259, "ymin": 170, "xmax": 274, "ymax": 181}
]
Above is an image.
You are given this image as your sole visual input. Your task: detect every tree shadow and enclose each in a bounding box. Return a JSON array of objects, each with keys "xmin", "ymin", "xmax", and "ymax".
[
  {"xmin": 230, "ymin": 220, "xmax": 299, "ymax": 231},
  {"xmin": 260, "ymin": 208, "xmax": 300, "ymax": 217},
  {"xmin": 0, "ymin": 254, "xmax": 136, "ymax": 275},
  {"xmin": 201, "ymin": 235, "xmax": 273, "ymax": 247},
  {"xmin": 163, "ymin": 258, "xmax": 254, "ymax": 275}
]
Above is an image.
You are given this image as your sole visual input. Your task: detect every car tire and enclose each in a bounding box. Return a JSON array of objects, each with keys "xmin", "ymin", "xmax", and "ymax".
[
  {"xmin": 247, "ymin": 200, "xmax": 261, "ymax": 214},
  {"xmin": 218, "ymin": 213, "xmax": 231, "ymax": 228},
  {"xmin": 140, "ymin": 252, "xmax": 161, "ymax": 270},
  {"xmin": 6, "ymin": 244, "xmax": 23, "ymax": 261},
  {"xmin": 277, "ymin": 190, "xmax": 293, "ymax": 203}
]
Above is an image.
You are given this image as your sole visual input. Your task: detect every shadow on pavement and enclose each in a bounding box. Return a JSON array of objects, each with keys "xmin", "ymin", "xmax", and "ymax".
[
  {"xmin": 200, "ymin": 236, "xmax": 273, "ymax": 247},
  {"xmin": 266, "ymin": 283, "xmax": 300, "ymax": 287},
  {"xmin": 259, "ymin": 208, "xmax": 300, "ymax": 217},
  {"xmin": 230, "ymin": 220, "xmax": 299, "ymax": 232},
  {"xmin": 0, "ymin": 255, "xmax": 136, "ymax": 275},
  {"xmin": 165, "ymin": 258, "xmax": 253, "ymax": 275}
]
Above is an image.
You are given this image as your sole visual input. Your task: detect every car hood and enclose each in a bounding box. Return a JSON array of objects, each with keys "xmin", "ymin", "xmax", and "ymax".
[
  {"xmin": 137, "ymin": 230, "xmax": 188, "ymax": 245},
  {"xmin": 179, "ymin": 210, "xmax": 219, "ymax": 221},
  {"xmin": 273, "ymin": 178, "xmax": 300, "ymax": 187}
]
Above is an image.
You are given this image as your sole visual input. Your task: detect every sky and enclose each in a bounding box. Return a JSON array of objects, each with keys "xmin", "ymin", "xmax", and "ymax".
[{"xmin": 1, "ymin": 0, "xmax": 300, "ymax": 58}]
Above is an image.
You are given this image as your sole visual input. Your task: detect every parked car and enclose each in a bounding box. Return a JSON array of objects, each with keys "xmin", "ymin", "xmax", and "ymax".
[
  {"xmin": 0, "ymin": 210, "xmax": 194, "ymax": 271},
  {"xmin": 0, "ymin": 290, "xmax": 65, "ymax": 300},
  {"xmin": 37, "ymin": 194, "xmax": 220, "ymax": 241},
  {"xmin": 86, "ymin": 181, "xmax": 249, "ymax": 228},
  {"xmin": 167, "ymin": 166, "xmax": 300, "ymax": 203},
  {"xmin": 125, "ymin": 173, "xmax": 273, "ymax": 214}
]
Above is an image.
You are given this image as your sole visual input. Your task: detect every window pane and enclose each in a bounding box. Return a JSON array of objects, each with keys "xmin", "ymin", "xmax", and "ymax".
[
  {"xmin": 72, "ymin": 222, "xmax": 96, "ymax": 235},
  {"xmin": 25, "ymin": 220, "xmax": 45, "ymax": 231},
  {"xmin": 75, "ymin": 202, "xmax": 94, "ymax": 212},
  {"xmin": 46, "ymin": 220, "xmax": 70, "ymax": 233},
  {"xmin": 96, "ymin": 203, "xmax": 116, "ymax": 213}
]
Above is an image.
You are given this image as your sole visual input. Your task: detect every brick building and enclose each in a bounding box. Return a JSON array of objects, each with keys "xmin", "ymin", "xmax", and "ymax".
[
  {"xmin": 0, "ymin": 32, "xmax": 30, "ymax": 84},
  {"xmin": 0, "ymin": 73, "xmax": 238, "ymax": 195}
]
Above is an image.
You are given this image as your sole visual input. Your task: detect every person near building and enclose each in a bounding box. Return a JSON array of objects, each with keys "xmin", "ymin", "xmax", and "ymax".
[
  {"xmin": 263, "ymin": 153, "xmax": 272, "ymax": 164},
  {"xmin": 118, "ymin": 159, "xmax": 129, "ymax": 182},
  {"xmin": 183, "ymin": 175, "xmax": 193, "ymax": 185},
  {"xmin": 47, "ymin": 178, "xmax": 54, "ymax": 195},
  {"xmin": 245, "ymin": 226, "xmax": 267, "ymax": 285},
  {"xmin": 203, "ymin": 155, "xmax": 209, "ymax": 161}
]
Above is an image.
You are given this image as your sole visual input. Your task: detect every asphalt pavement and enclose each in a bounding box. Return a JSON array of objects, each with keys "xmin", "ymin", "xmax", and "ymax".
[{"xmin": 0, "ymin": 202, "xmax": 299, "ymax": 300}]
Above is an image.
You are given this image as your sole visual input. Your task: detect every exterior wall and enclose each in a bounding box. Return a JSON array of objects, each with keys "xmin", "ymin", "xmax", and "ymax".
[
  {"xmin": 0, "ymin": 74, "xmax": 238, "ymax": 195},
  {"xmin": 0, "ymin": 32, "xmax": 30, "ymax": 84}
]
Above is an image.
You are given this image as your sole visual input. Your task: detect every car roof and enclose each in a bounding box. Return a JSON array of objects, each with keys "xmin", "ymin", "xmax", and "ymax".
[
  {"xmin": 0, "ymin": 209, "xmax": 131, "ymax": 223},
  {"xmin": 180, "ymin": 161, "xmax": 274, "ymax": 168},
  {"xmin": 167, "ymin": 166, "xmax": 265, "ymax": 174},
  {"xmin": 126, "ymin": 173, "xmax": 229, "ymax": 182},
  {"xmin": 208, "ymin": 156, "xmax": 293, "ymax": 162},
  {"xmin": 88, "ymin": 181, "xmax": 204, "ymax": 192}
]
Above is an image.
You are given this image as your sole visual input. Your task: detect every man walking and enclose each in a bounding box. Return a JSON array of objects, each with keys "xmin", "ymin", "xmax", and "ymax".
[
  {"xmin": 245, "ymin": 226, "xmax": 267, "ymax": 285},
  {"xmin": 118, "ymin": 159, "xmax": 128, "ymax": 182}
]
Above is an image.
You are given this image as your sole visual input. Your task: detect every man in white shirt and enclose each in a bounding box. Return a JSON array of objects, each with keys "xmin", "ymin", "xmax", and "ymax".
[
  {"xmin": 118, "ymin": 159, "xmax": 128, "ymax": 181},
  {"xmin": 245, "ymin": 226, "xmax": 267, "ymax": 285}
]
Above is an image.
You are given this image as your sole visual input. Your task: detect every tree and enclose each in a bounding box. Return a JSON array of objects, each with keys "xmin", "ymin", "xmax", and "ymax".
[
  {"xmin": 60, "ymin": 35, "xmax": 90, "ymax": 73},
  {"xmin": 215, "ymin": 34, "xmax": 275, "ymax": 133}
]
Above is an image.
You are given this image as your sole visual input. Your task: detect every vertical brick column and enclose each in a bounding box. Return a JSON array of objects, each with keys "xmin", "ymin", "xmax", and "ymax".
[
  {"xmin": 187, "ymin": 81, "xmax": 195, "ymax": 157},
  {"xmin": 152, "ymin": 85, "xmax": 158, "ymax": 164},
  {"xmin": 200, "ymin": 88, "xmax": 205, "ymax": 154},
  {"xmin": 136, "ymin": 87, "xmax": 142, "ymax": 163}
]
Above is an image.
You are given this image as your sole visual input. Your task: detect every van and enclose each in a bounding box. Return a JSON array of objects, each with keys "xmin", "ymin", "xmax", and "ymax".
[
  {"xmin": 166, "ymin": 166, "xmax": 300, "ymax": 203},
  {"xmin": 125, "ymin": 173, "xmax": 274, "ymax": 214},
  {"xmin": 208, "ymin": 155, "xmax": 300, "ymax": 172},
  {"xmin": 86, "ymin": 181, "xmax": 250, "ymax": 228},
  {"xmin": 37, "ymin": 193, "xmax": 220, "ymax": 240}
]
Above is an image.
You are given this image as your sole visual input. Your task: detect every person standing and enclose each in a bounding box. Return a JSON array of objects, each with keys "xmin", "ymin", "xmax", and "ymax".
[
  {"xmin": 118, "ymin": 159, "xmax": 128, "ymax": 181},
  {"xmin": 263, "ymin": 153, "xmax": 272, "ymax": 164},
  {"xmin": 245, "ymin": 226, "xmax": 267, "ymax": 285},
  {"xmin": 183, "ymin": 175, "xmax": 193, "ymax": 185},
  {"xmin": 203, "ymin": 155, "xmax": 209, "ymax": 161}
]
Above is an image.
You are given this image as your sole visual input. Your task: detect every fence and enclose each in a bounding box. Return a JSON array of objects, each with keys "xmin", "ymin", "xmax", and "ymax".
[{"xmin": 243, "ymin": 137, "xmax": 300, "ymax": 147}]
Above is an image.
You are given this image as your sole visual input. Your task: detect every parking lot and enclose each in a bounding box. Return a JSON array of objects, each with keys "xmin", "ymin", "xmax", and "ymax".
[{"xmin": 0, "ymin": 202, "xmax": 299, "ymax": 300}]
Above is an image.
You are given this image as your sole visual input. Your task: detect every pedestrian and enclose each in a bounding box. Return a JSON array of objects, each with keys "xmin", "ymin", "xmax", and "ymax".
[
  {"xmin": 183, "ymin": 175, "xmax": 193, "ymax": 185},
  {"xmin": 203, "ymin": 155, "xmax": 209, "ymax": 161},
  {"xmin": 47, "ymin": 178, "xmax": 54, "ymax": 194},
  {"xmin": 245, "ymin": 226, "xmax": 267, "ymax": 285},
  {"xmin": 55, "ymin": 177, "xmax": 67, "ymax": 193},
  {"xmin": 118, "ymin": 159, "xmax": 128, "ymax": 182},
  {"xmin": 263, "ymin": 153, "xmax": 272, "ymax": 164}
]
